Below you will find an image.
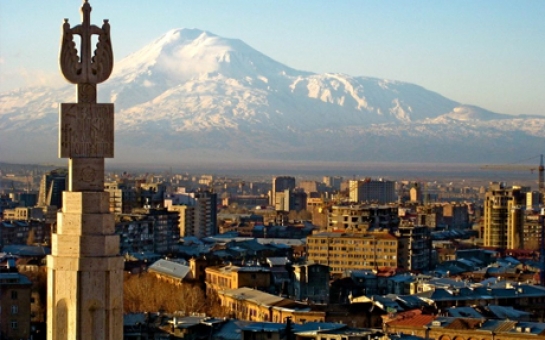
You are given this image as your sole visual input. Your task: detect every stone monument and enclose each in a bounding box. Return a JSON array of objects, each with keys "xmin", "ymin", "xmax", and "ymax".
[{"xmin": 47, "ymin": 1, "xmax": 123, "ymax": 339}]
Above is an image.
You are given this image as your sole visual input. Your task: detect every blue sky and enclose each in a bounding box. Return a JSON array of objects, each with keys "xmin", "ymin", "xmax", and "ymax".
[{"xmin": 1, "ymin": 0, "xmax": 544, "ymax": 116}]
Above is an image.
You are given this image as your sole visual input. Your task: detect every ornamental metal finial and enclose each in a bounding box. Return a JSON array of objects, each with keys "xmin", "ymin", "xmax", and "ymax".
[{"xmin": 60, "ymin": 0, "xmax": 113, "ymax": 84}]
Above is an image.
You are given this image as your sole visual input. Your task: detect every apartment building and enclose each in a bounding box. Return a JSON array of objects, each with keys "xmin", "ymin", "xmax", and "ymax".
[
  {"xmin": 165, "ymin": 189, "xmax": 218, "ymax": 238},
  {"xmin": 348, "ymin": 178, "xmax": 396, "ymax": 204},
  {"xmin": 307, "ymin": 232, "xmax": 398, "ymax": 275},
  {"xmin": 104, "ymin": 179, "xmax": 139, "ymax": 214},
  {"xmin": 274, "ymin": 189, "xmax": 307, "ymax": 212},
  {"xmin": 2, "ymin": 206, "xmax": 44, "ymax": 221},
  {"xmin": 483, "ymin": 183, "xmax": 525, "ymax": 249},
  {"xmin": 523, "ymin": 212, "xmax": 544, "ymax": 250},
  {"xmin": 442, "ymin": 203, "xmax": 470, "ymax": 229},
  {"xmin": 270, "ymin": 176, "xmax": 296, "ymax": 207},
  {"xmin": 327, "ymin": 204, "xmax": 399, "ymax": 233},
  {"xmin": 395, "ymin": 224, "xmax": 431, "ymax": 271},
  {"xmin": 116, "ymin": 208, "xmax": 180, "ymax": 254},
  {"xmin": 0, "ymin": 271, "xmax": 32, "ymax": 340}
]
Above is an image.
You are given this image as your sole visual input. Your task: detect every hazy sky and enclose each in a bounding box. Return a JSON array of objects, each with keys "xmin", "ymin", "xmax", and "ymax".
[{"xmin": 1, "ymin": 1, "xmax": 544, "ymax": 116}]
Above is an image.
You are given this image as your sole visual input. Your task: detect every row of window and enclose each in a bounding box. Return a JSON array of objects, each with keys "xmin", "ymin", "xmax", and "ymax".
[
  {"xmin": 308, "ymin": 247, "xmax": 397, "ymax": 254},
  {"xmin": 308, "ymin": 239, "xmax": 397, "ymax": 246},
  {"xmin": 315, "ymin": 260, "xmax": 397, "ymax": 267}
]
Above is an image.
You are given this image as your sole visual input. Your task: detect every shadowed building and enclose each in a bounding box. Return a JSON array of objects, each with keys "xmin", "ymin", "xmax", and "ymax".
[
  {"xmin": 270, "ymin": 176, "xmax": 296, "ymax": 207},
  {"xmin": 37, "ymin": 169, "xmax": 67, "ymax": 209},
  {"xmin": 0, "ymin": 271, "xmax": 32, "ymax": 339}
]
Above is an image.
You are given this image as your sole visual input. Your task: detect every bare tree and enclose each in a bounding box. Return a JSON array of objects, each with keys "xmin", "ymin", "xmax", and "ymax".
[{"xmin": 123, "ymin": 272, "xmax": 229, "ymax": 317}]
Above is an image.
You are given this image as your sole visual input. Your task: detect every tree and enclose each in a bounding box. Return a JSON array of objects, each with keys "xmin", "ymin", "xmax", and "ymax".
[{"xmin": 123, "ymin": 272, "xmax": 230, "ymax": 317}]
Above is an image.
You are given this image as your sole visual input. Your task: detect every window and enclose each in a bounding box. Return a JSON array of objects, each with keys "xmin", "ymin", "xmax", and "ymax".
[
  {"xmin": 11, "ymin": 321, "xmax": 17, "ymax": 329},
  {"xmin": 11, "ymin": 305, "xmax": 18, "ymax": 315},
  {"xmin": 11, "ymin": 291, "xmax": 17, "ymax": 300}
]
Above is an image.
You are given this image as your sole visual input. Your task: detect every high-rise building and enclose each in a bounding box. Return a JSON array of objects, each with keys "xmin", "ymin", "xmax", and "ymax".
[
  {"xmin": 273, "ymin": 189, "xmax": 307, "ymax": 212},
  {"xmin": 348, "ymin": 178, "xmax": 396, "ymax": 204},
  {"xmin": 118, "ymin": 208, "xmax": 180, "ymax": 254},
  {"xmin": 299, "ymin": 180, "xmax": 322, "ymax": 194},
  {"xmin": 37, "ymin": 169, "xmax": 67, "ymax": 208},
  {"xmin": 323, "ymin": 176, "xmax": 343, "ymax": 191},
  {"xmin": 483, "ymin": 182, "xmax": 525, "ymax": 249},
  {"xmin": 442, "ymin": 203, "xmax": 470, "ymax": 229},
  {"xmin": 165, "ymin": 189, "xmax": 217, "ymax": 238},
  {"xmin": 522, "ymin": 212, "xmax": 544, "ymax": 250},
  {"xmin": 395, "ymin": 224, "xmax": 431, "ymax": 271},
  {"xmin": 270, "ymin": 176, "xmax": 296, "ymax": 206},
  {"xmin": 526, "ymin": 191, "xmax": 542, "ymax": 210},
  {"xmin": 104, "ymin": 180, "xmax": 139, "ymax": 214}
]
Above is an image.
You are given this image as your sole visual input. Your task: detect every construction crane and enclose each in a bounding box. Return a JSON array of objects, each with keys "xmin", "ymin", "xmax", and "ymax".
[{"xmin": 480, "ymin": 154, "xmax": 544, "ymax": 200}]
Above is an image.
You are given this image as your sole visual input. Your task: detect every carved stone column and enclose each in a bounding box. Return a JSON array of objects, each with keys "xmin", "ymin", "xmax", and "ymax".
[{"xmin": 47, "ymin": 1, "xmax": 123, "ymax": 339}]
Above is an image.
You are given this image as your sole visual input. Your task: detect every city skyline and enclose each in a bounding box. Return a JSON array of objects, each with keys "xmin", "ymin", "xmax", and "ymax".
[{"xmin": 1, "ymin": 0, "xmax": 544, "ymax": 116}]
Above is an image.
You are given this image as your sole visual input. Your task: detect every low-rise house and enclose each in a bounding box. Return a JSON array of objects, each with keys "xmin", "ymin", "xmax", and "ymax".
[
  {"xmin": 205, "ymin": 265, "xmax": 271, "ymax": 294},
  {"xmin": 415, "ymin": 281, "xmax": 545, "ymax": 311},
  {"xmin": 148, "ymin": 259, "xmax": 193, "ymax": 285},
  {"xmin": 217, "ymin": 287, "xmax": 325, "ymax": 324},
  {"xmin": 387, "ymin": 274, "xmax": 415, "ymax": 295},
  {"xmin": 447, "ymin": 305, "xmax": 532, "ymax": 321},
  {"xmin": 383, "ymin": 310, "xmax": 435, "ymax": 339},
  {"xmin": 330, "ymin": 270, "xmax": 412, "ymax": 302},
  {"xmin": 122, "ymin": 313, "xmax": 385, "ymax": 340},
  {"xmin": 428, "ymin": 317, "xmax": 545, "ymax": 340}
]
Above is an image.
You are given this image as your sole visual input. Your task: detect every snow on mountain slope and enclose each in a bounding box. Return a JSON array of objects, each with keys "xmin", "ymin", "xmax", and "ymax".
[{"xmin": 1, "ymin": 28, "xmax": 544, "ymax": 165}]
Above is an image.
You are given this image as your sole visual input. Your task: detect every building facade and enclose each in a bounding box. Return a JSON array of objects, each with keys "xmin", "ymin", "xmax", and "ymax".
[
  {"xmin": 483, "ymin": 183, "xmax": 525, "ymax": 249},
  {"xmin": 205, "ymin": 265, "xmax": 271, "ymax": 294},
  {"xmin": 327, "ymin": 204, "xmax": 399, "ymax": 233},
  {"xmin": 306, "ymin": 232, "xmax": 398, "ymax": 275},
  {"xmin": 0, "ymin": 272, "xmax": 32, "ymax": 340},
  {"xmin": 292, "ymin": 263, "xmax": 330, "ymax": 303},
  {"xmin": 348, "ymin": 179, "xmax": 396, "ymax": 204},
  {"xmin": 395, "ymin": 224, "xmax": 431, "ymax": 271},
  {"xmin": 165, "ymin": 189, "xmax": 218, "ymax": 238},
  {"xmin": 37, "ymin": 168, "xmax": 67, "ymax": 209},
  {"xmin": 270, "ymin": 176, "xmax": 296, "ymax": 207}
]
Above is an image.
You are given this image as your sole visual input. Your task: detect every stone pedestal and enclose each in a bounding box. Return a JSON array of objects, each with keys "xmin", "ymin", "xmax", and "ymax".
[{"xmin": 47, "ymin": 192, "xmax": 123, "ymax": 340}]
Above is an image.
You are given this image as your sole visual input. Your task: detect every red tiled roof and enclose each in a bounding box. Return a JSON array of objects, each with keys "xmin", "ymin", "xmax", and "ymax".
[{"xmin": 386, "ymin": 314, "xmax": 435, "ymax": 328}]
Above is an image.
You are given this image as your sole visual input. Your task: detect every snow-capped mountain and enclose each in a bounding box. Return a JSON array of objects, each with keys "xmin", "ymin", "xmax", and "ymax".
[{"xmin": 1, "ymin": 28, "xmax": 544, "ymax": 165}]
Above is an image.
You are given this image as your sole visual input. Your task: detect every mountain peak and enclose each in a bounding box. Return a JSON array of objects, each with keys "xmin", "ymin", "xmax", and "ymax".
[
  {"xmin": 4, "ymin": 28, "xmax": 541, "ymax": 165},
  {"xmin": 163, "ymin": 28, "xmax": 216, "ymax": 42}
]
